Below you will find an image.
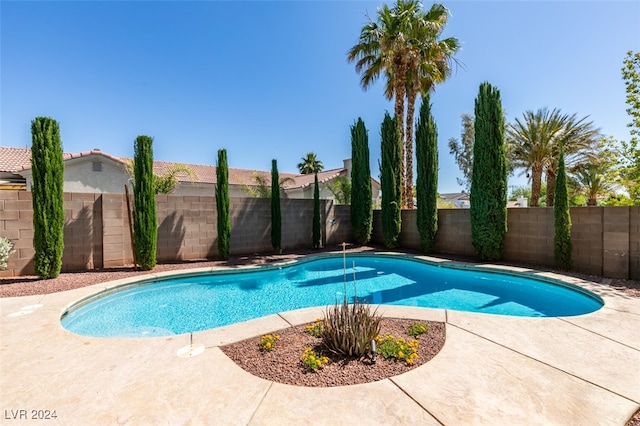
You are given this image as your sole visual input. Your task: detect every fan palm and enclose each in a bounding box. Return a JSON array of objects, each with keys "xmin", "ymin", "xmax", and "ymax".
[
  {"xmin": 297, "ymin": 152, "xmax": 324, "ymax": 175},
  {"xmin": 506, "ymin": 108, "xmax": 599, "ymax": 206},
  {"xmin": 348, "ymin": 1, "xmax": 459, "ymax": 208},
  {"xmin": 347, "ymin": 0, "xmax": 423, "ymax": 207},
  {"xmin": 403, "ymin": 3, "xmax": 460, "ymax": 207}
]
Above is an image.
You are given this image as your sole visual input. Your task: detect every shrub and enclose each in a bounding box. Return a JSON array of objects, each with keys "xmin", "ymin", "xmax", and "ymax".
[
  {"xmin": 320, "ymin": 297, "xmax": 381, "ymax": 357},
  {"xmin": 350, "ymin": 117, "xmax": 372, "ymax": 244},
  {"xmin": 31, "ymin": 116, "xmax": 65, "ymax": 279},
  {"xmin": 133, "ymin": 135, "xmax": 157, "ymax": 270},
  {"xmin": 407, "ymin": 322, "xmax": 429, "ymax": 336},
  {"xmin": 216, "ymin": 149, "xmax": 231, "ymax": 260},
  {"xmin": 271, "ymin": 159, "xmax": 282, "ymax": 254},
  {"xmin": 415, "ymin": 95, "xmax": 439, "ymax": 253},
  {"xmin": 470, "ymin": 82, "xmax": 507, "ymax": 261},
  {"xmin": 380, "ymin": 112, "xmax": 402, "ymax": 249},
  {"xmin": 301, "ymin": 348, "xmax": 329, "ymax": 371},
  {"xmin": 554, "ymin": 145, "xmax": 573, "ymax": 270},
  {"xmin": 259, "ymin": 334, "xmax": 280, "ymax": 352},
  {"xmin": 312, "ymin": 173, "xmax": 321, "ymax": 249},
  {"xmin": 375, "ymin": 333, "xmax": 419, "ymax": 365},
  {"xmin": 0, "ymin": 237, "xmax": 16, "ymax": 270}
]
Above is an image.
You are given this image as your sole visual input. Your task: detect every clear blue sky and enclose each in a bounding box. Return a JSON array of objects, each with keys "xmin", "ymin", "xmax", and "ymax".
[{"xmin": 2, "ymin": 1, "xmax": 639, "ymax": 194}]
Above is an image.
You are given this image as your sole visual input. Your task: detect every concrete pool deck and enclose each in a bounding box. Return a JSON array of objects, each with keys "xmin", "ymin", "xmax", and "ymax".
[{"xmin": 1, "ymin": 257, "xmax": 639, "ymax": 425}]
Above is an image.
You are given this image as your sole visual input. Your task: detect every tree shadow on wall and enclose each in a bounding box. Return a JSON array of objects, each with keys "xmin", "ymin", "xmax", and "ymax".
[
  {"xmin": 231, "ymin": 198, "xmax": 271, "ymax": 252},
  {"xmin": 157, "ymin": 212, "xmax": 185, "ymax": 262},
  {"xmin": 62, "ymin": 205, "xmax": 93, "ymax": 271},
  {"xmin": 207, "ymin": 198, "xmax": 271, "ymax": 260}
]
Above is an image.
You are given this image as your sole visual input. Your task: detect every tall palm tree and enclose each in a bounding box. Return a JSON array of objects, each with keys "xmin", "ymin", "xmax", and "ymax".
[
  {"xmin": 348, "ymin": 1, "xmax": 459, "ymax": 209},
  {"xmin": 297, "ymin": 152, "xmax": 324, "ymax": 175},
  {"xmin": 347, "ymin": 0, "xmax": 422, "ymax": 207},
  {"xmin": 506, "ymin": 108, "xmax": 599, "ymax": 206},
  {"xmin": 402, "ymin": 3, "xmax": 460, "ymax": 207}
]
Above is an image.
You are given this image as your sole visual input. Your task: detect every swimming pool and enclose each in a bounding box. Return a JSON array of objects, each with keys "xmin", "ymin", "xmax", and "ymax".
[{"xmin": 61, "ymin": 254, "xmax": 604, "ymax": 337}]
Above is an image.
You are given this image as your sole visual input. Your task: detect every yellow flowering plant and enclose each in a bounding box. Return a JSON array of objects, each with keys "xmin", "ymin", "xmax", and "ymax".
[
  {"xmin": 259, "ymin": 334, "xmax": 280, "ymax": 352},
  {"xmin": 407, "ymin": 322, "xmax": 429, "ymax": 337},
  {"xmin": 375, "ymin": 333, "xmax": 419, "ymax": 365},
  {"xmin": 304, "ymin": 319, "xmax": 324, "ymax": 338},
  {"xmin": 300, "ymin": 348, "xmax": 329, "ymax": 371}
]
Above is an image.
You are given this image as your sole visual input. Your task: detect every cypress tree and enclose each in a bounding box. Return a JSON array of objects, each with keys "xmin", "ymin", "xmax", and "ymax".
[
  {"xmin": 216, "ymin": 149, "xmax": 231, "ymax": 260},
  {"xmin": 271, "ymin": 159, "xmax": 282, "ymax": 254},
  {"xmin": 554, "ymin": 145, "xmax": 573, "ymax": 270},
  {"xmin": 381, "ymin": 112, "xmax": 402, "ymax": 249},
  {"xmin": 312, "ymin": 173, "xmax": 321, "ymax": 249},
  {"xmin": 350, "ymin": 117, "xmax": 372, "ymax": 245},
  {"xmin": 416, "ymin": 95, "xmax": 438, "ymax": 253},
  {"xmin": 133, "ymin": 135, "xmax": 157, "ymax": 270},
  {"xmin": 31, "ymin": 117, "xmax": 65, "ymax": 279},
  {"xmin": 470, "ymin": 82, "xmax": 507, "ymax": 261}
]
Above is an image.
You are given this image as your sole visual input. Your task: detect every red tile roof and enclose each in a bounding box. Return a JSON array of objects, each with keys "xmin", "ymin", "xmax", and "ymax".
[
  {"xmin": 0, "ymin": 146, "xmax": 350, "ymax": 189},
  {"xmin": 0, "ymin": 147, "xmax": 33, "ymax": 172},
  {"xmin": 0, "ymin": 147, "xmax": 119, "ymax": 172}
]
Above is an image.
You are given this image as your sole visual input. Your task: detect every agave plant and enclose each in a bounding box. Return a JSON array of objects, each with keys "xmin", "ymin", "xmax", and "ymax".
[{"xmin": 320, "ymin": 296, "xmax": 381, "ymax": 357}]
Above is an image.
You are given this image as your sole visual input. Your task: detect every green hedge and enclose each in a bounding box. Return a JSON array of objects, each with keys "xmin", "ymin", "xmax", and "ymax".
[
  {"xmin": 31, "ymin": 117, "xmax": 65, "ymax": 278},
  {"xmin": 470, "ymin": 82, "xmax": 507, "ymax": 261},
  {"xmin": 216, "ymin": 149, "xmax": 231, "ymax": 260}
]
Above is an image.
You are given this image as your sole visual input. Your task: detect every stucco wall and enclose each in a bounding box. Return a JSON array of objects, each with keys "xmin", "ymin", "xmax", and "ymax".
[{"xmin": 21, "ymin": 156, "xmax": 131, "ymax": 194}]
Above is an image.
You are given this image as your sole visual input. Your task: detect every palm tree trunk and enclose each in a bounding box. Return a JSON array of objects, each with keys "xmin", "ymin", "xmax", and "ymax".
[
  {"xmin": 394, "ymin": 69, "xmax": 407, "ymax": 209},
  {"xmin": 546, "ymin": 169, "xmax": 557, "ymax": 207},
  {"xmin": 530, "ymin": 164, "xmax": 544, "ymax": 207},
  {"xmin": 405, "ymin": 88, "xmax": 417, "ymax": 209}
]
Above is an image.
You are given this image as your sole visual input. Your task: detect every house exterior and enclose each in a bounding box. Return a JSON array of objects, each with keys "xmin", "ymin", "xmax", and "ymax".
[
  {"xmin": 0, "ymin": 147, "xmax": 30, "ymax": 190},
  {"xmin": 439, "ymin": 192, "xmax": 470, "ymax": 208},
  {"xmin": 438, "ymin": 192, "xmax": 528, "ymax": 208},
  {"xmin": 0, "ymin": 146, "xmax": 381, "ymax": 205}
]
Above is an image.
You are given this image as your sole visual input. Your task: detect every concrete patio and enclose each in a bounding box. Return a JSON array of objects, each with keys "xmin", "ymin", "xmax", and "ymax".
[{"xmin": 1, "ymin": 260, "xmax": 639, "ymax": 425}]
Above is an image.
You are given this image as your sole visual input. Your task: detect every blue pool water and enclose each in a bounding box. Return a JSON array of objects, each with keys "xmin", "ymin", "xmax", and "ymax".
[{"xmin": 61, "ymin": 255, "xmax": 603, "ymax": 337}]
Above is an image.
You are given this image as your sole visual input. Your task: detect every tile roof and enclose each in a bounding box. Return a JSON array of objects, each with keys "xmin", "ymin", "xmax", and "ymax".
[
  {"xmin": 0, "ymin": 146, "xmax": 349, "ymax": 189},
  {"xmin": 0, "ymin": 147, "xmax": 33, "ymax": 172},
  {"xmin": 0, "ymin": 147, "xmax": 121, "ymax": 172},
  {"xmin": 439, "ymin": 192, "xmax": 470, "ymax": 201},
  {"xmin": 288, "ymin": 168, "xmax": 347, "ymax": 189},
  {"xmin": 64, "ymin": 148, "xmax": 123, "ymax": 165}
]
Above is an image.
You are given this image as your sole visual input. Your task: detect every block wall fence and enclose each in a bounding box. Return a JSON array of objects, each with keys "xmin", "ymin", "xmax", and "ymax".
[
  {"xmin": 370, "ymin": 207, "xmax": 639, "ymax": 280},
  {"xmin": 1, "ymin": 190, "xmax": 638, "ymax": 280}
]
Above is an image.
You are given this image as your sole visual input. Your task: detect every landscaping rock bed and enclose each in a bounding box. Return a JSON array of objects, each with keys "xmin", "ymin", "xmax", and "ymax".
[{"xmin": 221, "ymin": 318, "xmax": 446, "ymax": 387}]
